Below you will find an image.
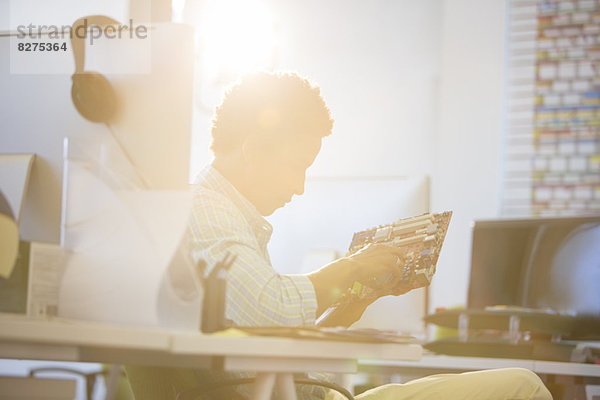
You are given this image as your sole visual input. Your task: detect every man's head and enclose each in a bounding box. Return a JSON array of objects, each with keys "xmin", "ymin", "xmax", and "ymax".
[{"xmin": 211, "ymin": 71, "xmax": 334, "ymax": 215}]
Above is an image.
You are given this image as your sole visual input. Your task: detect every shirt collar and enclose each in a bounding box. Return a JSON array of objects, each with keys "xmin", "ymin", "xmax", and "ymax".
[{"xmin": 194, "ymin": 165, "xmax": 273, "ymax": 242}]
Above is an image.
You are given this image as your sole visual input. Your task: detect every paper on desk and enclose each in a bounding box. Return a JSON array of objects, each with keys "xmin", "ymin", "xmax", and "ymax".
[
  {"xmin": 59, "ymin": 158, "xmax": 198, "ymax": 327},
  {"xmin": 27, "ymin": 242, "xmax": 66, "ymax": 318}
]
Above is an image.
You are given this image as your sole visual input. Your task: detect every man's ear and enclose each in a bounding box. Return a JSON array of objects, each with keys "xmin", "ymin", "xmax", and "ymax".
[
  {"xmin": 241, "ymin": 133, "xmax": 274, "ymax": 164},
  {"xmin": 241, "ymin": 133, "xmax": 260, "ymax": 165}
]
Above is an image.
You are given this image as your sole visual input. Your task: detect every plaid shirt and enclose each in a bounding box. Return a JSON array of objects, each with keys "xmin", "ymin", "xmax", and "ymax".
[
  {"xmin": 188, "ymin": 166, "xmax": 329, "ymax": 399},
  {"xmin": 189, "ymin": 166, "xmax": 318, "ymax": 326}
]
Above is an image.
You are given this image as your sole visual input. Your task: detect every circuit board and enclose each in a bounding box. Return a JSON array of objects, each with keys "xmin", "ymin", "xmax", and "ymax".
[{"xmin": 345, "ymin": 211, "xmax": 453, "ymax": 301}]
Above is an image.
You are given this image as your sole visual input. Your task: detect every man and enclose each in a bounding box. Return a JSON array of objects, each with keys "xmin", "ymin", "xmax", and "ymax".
[{"xmin": 188, "ymin": 71, "xmax": 552, "ymax": 399}]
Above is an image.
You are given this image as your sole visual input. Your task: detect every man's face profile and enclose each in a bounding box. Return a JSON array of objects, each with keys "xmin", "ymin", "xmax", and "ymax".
[
  {"xmin": 209, "ymin": 72, "xmax": 333, "ymax": 216},
  {"xmin": 243, "ymin": 132, "xmax": 322, "ymax": 216}
]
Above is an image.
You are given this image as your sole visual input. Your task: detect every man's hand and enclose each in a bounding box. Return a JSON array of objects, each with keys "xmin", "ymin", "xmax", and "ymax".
[
  {"xmin": 307, "ymin": 243, "xmax": 417, "ymax": 317},
  {"xmin": 316, "ymin": 296, "xmax": 377, "ymax": 328}
]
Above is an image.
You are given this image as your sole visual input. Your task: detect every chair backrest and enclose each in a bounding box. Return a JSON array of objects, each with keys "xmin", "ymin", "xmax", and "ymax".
[{"xmin": 0, "ymin": 375, "xmax": 76, "ymax": 399}]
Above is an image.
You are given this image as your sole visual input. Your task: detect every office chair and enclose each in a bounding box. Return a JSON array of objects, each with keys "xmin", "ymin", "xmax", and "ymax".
[
  {"xmin": 29, "ymin": 364, "xmax": 130, "ymax": 400},
  {"xmin": 126, "ymin": 365, "xmax": 355, "ymax": 400}
]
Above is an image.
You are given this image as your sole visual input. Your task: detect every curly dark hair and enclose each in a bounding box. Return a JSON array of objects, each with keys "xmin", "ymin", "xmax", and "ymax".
[{"xmin": 210, "ymin": 71, "xmax": 334, "ymax": 155}]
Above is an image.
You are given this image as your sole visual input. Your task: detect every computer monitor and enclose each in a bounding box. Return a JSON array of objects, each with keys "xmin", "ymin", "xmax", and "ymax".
[
  {"xmin": 467, "ymin": 215, "xmax": 600, "ymax": 316},
  {"xmin": 267, "ymin": 175, "xmax": 431, "ymax": 334}
]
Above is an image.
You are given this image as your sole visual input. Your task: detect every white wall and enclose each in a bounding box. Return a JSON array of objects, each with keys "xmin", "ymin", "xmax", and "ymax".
[
  {"xmin": 429, "ymin": 0, "xmax": 507, "ymax": 311},
  {"xmin": 273, "ymin": 0, "xmax": 443, "ymax": 179},
  {"xmin": 189, "ymin": 0, "xmax": 443, "ymax": 180}
]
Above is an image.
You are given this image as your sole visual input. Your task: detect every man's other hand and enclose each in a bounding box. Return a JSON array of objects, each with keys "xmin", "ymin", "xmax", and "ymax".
[{"xmin": 307, "ymin": 243, "xmax": 417, "ymax": 317}]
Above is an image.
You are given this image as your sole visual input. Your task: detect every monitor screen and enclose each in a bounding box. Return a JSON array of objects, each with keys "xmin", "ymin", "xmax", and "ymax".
[{"xmin": 467, "ymin": 215, "xmax": 600, "ymax": 316}]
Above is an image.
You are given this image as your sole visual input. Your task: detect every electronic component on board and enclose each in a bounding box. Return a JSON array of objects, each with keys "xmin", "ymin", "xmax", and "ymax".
[{"xmin": 348, "ymin": 211, "xmax": 452, "ymax": 300}]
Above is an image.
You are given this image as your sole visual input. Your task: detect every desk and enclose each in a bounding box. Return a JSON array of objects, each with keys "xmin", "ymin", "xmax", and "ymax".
[{"xmin": 0, "ymin": 314, "xmax": 422, "ymax": 400}]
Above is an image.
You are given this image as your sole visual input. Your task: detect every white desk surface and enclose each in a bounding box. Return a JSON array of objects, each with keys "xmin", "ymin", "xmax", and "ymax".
[
  {"xmin": 0, "ymin": 314, "xmax": 422, "ymax": 374},
  {"xmin": 359, "ymin": 354, "xmax": 600, "ymax": 378}
]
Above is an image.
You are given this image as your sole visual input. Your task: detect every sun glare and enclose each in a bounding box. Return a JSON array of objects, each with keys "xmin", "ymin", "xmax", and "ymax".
[{"xmin": 200, "ymin": 0, "xmax": 276, "ymax": 81}]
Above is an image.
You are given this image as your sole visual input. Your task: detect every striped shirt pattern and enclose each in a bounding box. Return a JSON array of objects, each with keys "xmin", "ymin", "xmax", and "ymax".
[{"xmin": 188, "ymin": 166, "xmax": 318, "ymax": 327}]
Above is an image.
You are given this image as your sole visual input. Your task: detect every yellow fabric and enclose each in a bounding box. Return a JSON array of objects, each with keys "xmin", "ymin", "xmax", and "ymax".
[
  {"xmin": 326, "ymin": 368, "xmax": 552, "ymax": 400},
  {"xmin": 215, "ymin": 328, "xmax": 251, "ymax": 337}
]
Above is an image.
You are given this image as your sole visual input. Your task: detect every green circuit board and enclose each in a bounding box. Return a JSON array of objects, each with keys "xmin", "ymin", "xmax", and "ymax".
[{"xmin": 346, "ymin": 211, "xmax": 453, "ymax": 301}]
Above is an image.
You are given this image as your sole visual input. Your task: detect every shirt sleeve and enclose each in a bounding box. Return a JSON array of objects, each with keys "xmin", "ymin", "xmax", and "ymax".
[{"xmin": 188, "ymin": 189, "xmax": 318, "ymax": 327}]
